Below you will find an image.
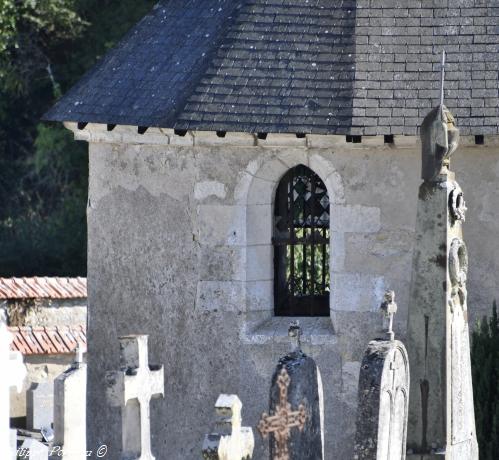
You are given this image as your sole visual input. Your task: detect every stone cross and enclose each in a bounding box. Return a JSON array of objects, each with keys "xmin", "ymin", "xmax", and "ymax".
[
  {"xmin": 258, "ymin": 323, "xmax": 323, "ymax": 460},
  {"xmin": 379, "ymin": 290, "xmax": 397, "ymax": 341},
  {"xmin": 406, "ymin": 96, "xmax": 478, "ymax": 458},
  {"xmin": 202, "ymin": 394, "xmax": 254, "ymax": 460},
  {"xmin": 53, "ymin": 341, "xmax": 87, "ymax": 460},
  {"xmin": 106, "ymin": 334, "xmax": 164, "ymax": 460},
  {"xmin": 0, "ymin": 310, "xmax": 26, "ymax": 460},
  {"xmin": 353, "ymin": 338, "xmax": 410, "ymax": 460}
]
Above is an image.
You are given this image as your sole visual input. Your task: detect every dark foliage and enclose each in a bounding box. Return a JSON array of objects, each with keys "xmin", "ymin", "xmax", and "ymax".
[
  {"xmin": 0, "ymin": 0, "xmax": 156, "ymax": 276},
  {"xmin": 471, "ymin": 301, "xmax": 499, "ymax": 460}
]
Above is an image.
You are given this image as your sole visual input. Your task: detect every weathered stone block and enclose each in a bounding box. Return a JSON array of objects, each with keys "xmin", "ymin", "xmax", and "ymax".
[
  {"xmin": 197, "ymin": 281, "xmax": 246, "ymax": 312},
  {"xmin": 199, "ymin": 205, "xmax": 246, "ymax": 246},
  {"xmin": 330, "ymin": 205, "xmax": 381, "ymax": 233},
  {"xmin": 246, "ymin": 246, "xmax": 273, "ymax": 281}
]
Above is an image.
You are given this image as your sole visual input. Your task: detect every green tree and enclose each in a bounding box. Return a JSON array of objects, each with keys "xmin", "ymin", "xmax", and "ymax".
[
  {"xmin": 472, "ymin": 301, "xmax": 499, "ymax": 459},
  {"xmin": 0, "ymin": 0, "xmax": 156, "ymax": 276}
]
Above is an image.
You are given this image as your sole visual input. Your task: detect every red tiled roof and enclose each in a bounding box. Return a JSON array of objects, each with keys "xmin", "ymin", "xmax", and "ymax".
[
  {"xmin": 0, "ymin": 277, "xmax": 87, "ymax": 300},
  {"xmin": 9, "ymin": 325, "xmax": 87, "ymax": 355}
]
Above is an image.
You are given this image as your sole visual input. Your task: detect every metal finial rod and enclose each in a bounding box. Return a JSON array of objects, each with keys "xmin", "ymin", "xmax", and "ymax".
[{"xmin": 440, "ymin": 50, "xmax": 446, "ymax": 107}]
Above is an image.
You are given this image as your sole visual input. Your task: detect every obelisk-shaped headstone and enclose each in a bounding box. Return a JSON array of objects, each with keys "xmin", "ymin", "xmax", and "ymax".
[
  {"xmin": 258, "ymin": 322, "xmax": 323, "ymax": 460},
  {"xmin": 406, "ymin": 59, "xmax": 478, "ymax": 459},
  {"xmin": 353, "ymin": 291, "xmax": 410, "ymax": 460}
]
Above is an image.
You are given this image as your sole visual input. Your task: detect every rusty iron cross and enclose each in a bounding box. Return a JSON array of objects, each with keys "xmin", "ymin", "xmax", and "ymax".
[{"xmin": 257, "ymin": 368, "xmax": 307, "ymax": 460}]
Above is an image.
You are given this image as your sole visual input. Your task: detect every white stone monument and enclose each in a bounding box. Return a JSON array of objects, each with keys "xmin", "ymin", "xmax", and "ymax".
[
  {"xmin": 202, "ymin": 394, "xmax": 254, "ymax": 460},
  {"xmin": 105, "ymin": 334, "xmax": 164, "ymax": 460},
  {"xmin": 53, "ymin": 343, "xmax": 87, "ymax": 460},
  {"xmin": 0, "ymin": 309, "xmax": 26, "ymax": 460}
]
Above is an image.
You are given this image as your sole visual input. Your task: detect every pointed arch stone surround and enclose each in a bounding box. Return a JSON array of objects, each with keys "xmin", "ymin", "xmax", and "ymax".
[{"xmin": 237, "ymin": 148, "xmax": 381, "ymax": 342}]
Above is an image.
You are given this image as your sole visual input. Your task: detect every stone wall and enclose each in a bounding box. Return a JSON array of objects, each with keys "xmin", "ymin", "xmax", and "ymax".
[
  {"xmin": 5, "ymin": 298, "xmax": 86, "ymax": 328},
  {"xmin": 80, "ymin": 125, "xmax": 499, "ymax": 459}
]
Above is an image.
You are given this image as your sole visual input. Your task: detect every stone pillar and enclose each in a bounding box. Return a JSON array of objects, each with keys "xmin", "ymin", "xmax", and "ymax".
[
  {"xmin": 406, "ymin": 105, "xmax": 478, "ymax": 459},
  {"xmin": 53, "ymin": 345, "xmax": 87, "ymax": 460},
  {"xmin": 0, "ymin": 310, "xmax": 26, "ymax": 460},
  {"xmin": 257, "ymin": 322, "xmax": 324, "ymax": 460},
  {"xmin": 10, "ymin": 428, "xmax": 18, "ymax": 460}
]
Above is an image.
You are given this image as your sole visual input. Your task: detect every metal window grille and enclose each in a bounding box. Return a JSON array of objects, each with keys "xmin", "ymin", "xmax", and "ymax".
[{"xmin": 273, "ymin": 165, "xmax": 330, "ymax": 316}]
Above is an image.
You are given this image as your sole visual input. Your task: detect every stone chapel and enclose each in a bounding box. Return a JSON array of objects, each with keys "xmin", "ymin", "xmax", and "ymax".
[{"xmin": 45, "ymin": 1, "xmax": 499, "ymax": 458}]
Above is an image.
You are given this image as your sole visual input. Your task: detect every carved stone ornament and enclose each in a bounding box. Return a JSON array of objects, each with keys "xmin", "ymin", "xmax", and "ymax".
[
  {"xmin": 449, "ymin": 184, "xmax": 467, "ymax": 222},
  {"xmin": 449, "ymin": 238, "xmax": 468, "ymax": 313},
  {"xmin": 420, "ymin": 105, "xmax": 460, "ymax": 181},
  {"xmin": 449, "ymin": 238, "xmax": 468, "ymax": 287}
]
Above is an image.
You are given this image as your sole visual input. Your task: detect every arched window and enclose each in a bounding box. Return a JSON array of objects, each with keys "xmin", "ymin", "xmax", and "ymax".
[{"xmin": 273, "ymin": 165, "xmax": 330, "ymax": 317}]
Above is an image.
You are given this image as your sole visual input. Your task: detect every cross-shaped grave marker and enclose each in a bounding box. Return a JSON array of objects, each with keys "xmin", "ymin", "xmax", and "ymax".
[
  {"xmin": 106, "ymin": 334, "xmax": 164, "ymax": 460},
  {"xmin": 0, "ymin": 311, "xmax": 26, "ymax": 459},
  {"xmin": 202, "ymin": 394, "xmax": 254, "ymax": 460},
  {"xmin": 257, "ymin": 368, "xmax": 308, "ymax": 460},
  {"xmin": 380, "ymin": 290, "xmax": 398, "ymax": 341}
]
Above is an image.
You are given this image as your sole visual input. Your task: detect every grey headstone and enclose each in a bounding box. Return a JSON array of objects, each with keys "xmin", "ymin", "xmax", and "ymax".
[
  {"xmin": 406, "ymin": 103, "xmax": 478, "ymax": 458},
  {"xmin": 258, "ymin": 324, "xmax": 324, "ymax": 460},
  {"xmin": 27, "ymin": 382, "xmax": 54, "ymax": 430},
  {"xmin": 53, "ymin": 356, "xmax": 87, "ymax": 458},
  {"xmin": 353, "ymin": 339, "xmax": 409, "ymax": 460},
  {"xmin": 20, "ymin": 438, "xmax": 48, "ymax": 460}
]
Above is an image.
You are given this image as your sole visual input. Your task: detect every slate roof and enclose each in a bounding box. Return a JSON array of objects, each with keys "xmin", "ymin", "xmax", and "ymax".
[
  {"xmin": 0, "ymin": 277, "xmax": 87, "ymax": 300},
  {"xmin": 45, "ymin": 0, "xmax": 499, "ymax": 135}
]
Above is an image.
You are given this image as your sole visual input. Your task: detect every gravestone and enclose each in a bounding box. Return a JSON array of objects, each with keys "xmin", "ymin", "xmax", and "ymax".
[
  {"xmin": 353, "ymin": 291, "xmax": 410, "ymax": 460},
  {"xmin": 53, "ymin": 343, "xmax": 87, "ymax": 460},
  {"xmin": 202, "ymin": 394, "xmax": 254, "ymax": 460},
  {"xmin": 105, "ymin": 334, "xmax": 164, "ymax": 460},
  {"xmin": 406, "ymin": 61, "xmax": 479, "ymax": 459},
  {"xmin": 257, "ymin": 322, "xmax": 323, "ymax": 460},
  {"xmin": 19, "ymin": 438, "xmax": 49, "ymax": 460},
  {"xmin": 27, "ymin": 381, "xmax": 54, "ymax": 430},
  {"xmin": 0, "ymin": 309, "xmax": 26, "ymax": 460}
]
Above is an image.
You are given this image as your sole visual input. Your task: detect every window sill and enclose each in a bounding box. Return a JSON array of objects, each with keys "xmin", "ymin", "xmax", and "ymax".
[{"xmin": 241, "ymin": 316, "xmax": 336, "ymax": 346}]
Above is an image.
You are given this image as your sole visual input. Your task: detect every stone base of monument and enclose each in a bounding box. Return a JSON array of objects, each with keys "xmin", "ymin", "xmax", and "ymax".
[
  {"xmin": 407, "ymin": 440, "xmax": 479, "ymax": 460},
  {"xmin": 407, "ymin": 455, "xmax": 442, "ymax": 460}
]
